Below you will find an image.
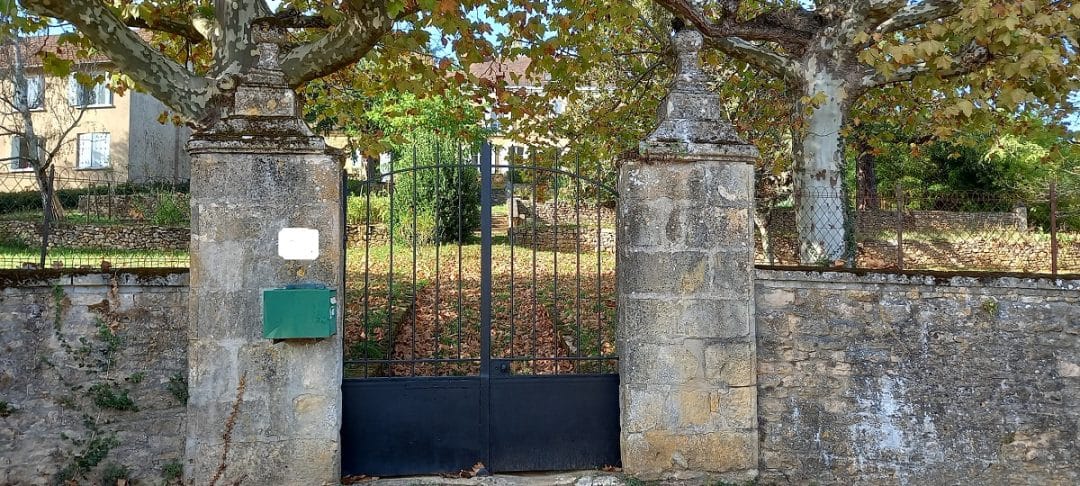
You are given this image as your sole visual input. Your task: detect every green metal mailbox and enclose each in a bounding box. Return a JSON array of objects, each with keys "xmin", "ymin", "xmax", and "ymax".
[{"xmin": 262, "ymin": 286, "xmax": 337, "ymax": 339}]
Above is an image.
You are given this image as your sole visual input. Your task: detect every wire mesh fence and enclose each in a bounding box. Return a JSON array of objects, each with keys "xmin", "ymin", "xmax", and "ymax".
[
  {"xmin": 756, "ymin": 183, "xmax": 1078, "ymax": 275},
  {"xmin": 0, "ymin": 168, "xmax": 189, "ymax": 270}
]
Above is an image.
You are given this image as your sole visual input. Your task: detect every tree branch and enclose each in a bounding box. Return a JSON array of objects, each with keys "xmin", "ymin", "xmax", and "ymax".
[
  {"xmin": 653, "ymin": 0, "xmax": 818, "ymax": 48},
  {"xmin": 875, "ymin": 0, "xmax": 961, "ymax": 35},
  {"xmin": 861, "ymin": 43, "xmax": 990, "ymax": 88},
  {"xmin": 122, "ymin": 16, "xmax": 205, "ymax": 44},
  {"xmin": 280, "ymin": 1, "xmax": 404, "ymax": 86},
  {"xmin": 846, "ymin": 0, "xmax": 906, "ymax": 32},
  {"xmin": 209, "ymin": 0, "xmax": 269, "ymax": 75},
  {"xmin": 253, "ymin": 7, "xmax": 332, "ymax": 29},
  {"xmin": 708, "ymin": 37, "xmax": 802, "ymax": 84},
  {"xmin": 21, "ymin": 0, "xmax": 214, "ymax": 121}
]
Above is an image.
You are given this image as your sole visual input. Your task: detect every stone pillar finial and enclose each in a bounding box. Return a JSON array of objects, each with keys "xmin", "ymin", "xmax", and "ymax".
[
  {"xmin": 201, "ymin": 23, "xmax": 314, "ymax": 137},
  {"xmin": 640, "ymin": 27, "xmax": 757, "ymax": 158},
  {"xmin": 251, "ymin": 24, "xmax": 287, "ymax": 73},
  {"xmin": 672, "ymin": 28, "xmax": 707, "ymax": 91}
]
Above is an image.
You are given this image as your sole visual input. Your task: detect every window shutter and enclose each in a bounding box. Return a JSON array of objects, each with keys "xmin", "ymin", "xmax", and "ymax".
[
  {"xmin": 9, "ymin": 135, "xmax": 20, "ymax": 170},
  {"xmin": 27, "ymin": 76, "xmax": 44, "ymax": 109},
  {"xmin": 94, "ymin": 133, "xmax": 110, "ymax": 167},
  {"xmin": 94, "ymin": 79, "xmax": 111, "ymax": 105},
  {"xmin": 68, "ymin": 75, "xmax": 79, "ymax": 106},
  {"xmin": 78, "ymin": 134, "xmax": 91, "ymax": 168}
]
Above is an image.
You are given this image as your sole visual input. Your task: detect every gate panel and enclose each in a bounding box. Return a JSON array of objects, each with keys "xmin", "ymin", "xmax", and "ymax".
[
  {"xmin": 341, "ymin": 377, "xmax": 481, "ymax": 477},
  {"xmin": 342, "ymin": 142, "xmax": 619, "ymax": 476},
  {"xmin": 489, "ymin": 373, "xmax": 620, "ymax": 472}
]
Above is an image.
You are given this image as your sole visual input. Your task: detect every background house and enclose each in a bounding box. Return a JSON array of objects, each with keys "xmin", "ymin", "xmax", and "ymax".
[
  {"xmin": 1, "ymin": 33, "xmax": 190, "ymax": 192},
  {"xmin": 468, "ymin": 56, "xmax": 562, "ymax": 171}
]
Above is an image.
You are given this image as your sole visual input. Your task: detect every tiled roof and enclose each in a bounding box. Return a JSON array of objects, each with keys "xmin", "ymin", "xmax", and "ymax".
[
  {"xmin": 468, "ymin": 56, "xmax": 545, "ymax": 87},
  {"xmin": 2, "ymin": 30, "xmax": 157, "ymax": 68}
]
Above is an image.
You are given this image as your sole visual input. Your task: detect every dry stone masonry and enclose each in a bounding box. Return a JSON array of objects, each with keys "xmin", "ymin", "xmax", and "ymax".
[
  {"xmin": 0, "ymin": 271, "xmax": 188, "ymax": 484},
  {"xmin": 618, "ymin": 26, "xmax": 760, "ymax": 482},
  {"xmin": 184, "ymin": 26, "xmax": 343, "ymax": 485},
  {"xmin": 755, "ymin": 269, "xmax": 1080, "ymax": 485},
  {"xmin": 0, "ymin": 220, "xmax": 188, "ymax": 251}
]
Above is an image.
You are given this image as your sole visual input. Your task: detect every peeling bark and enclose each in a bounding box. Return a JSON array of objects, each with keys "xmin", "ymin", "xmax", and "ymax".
[
  {"xmin": 792, "ymin": 59, "xmax": 852, "ymax": 264},
  {"xmin": 280, "ymin": 3, "xmax": 395, "ymax": 85}
]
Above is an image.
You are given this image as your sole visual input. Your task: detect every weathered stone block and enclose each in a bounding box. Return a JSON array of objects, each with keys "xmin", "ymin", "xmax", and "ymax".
[
  {"xmin": 188, "ymin": 289, "xmax": 261, "ymax": 340},
  {"xmin": 619, "ymin": 199, "xmax": 680, "ymax": 249},
  {"xmin": 709, "ymin": 386, "xmax": 757, "ymax": 429},
  {"xmin": 620, "ymin": 251, "xmax": 710, "ymax": 295},
  {"xmin": 710, "ymin": 251, "xmax": 752, "ymax": 298},
  {"xmin": 619, "ymin": 298, "xmax": 681, "ymax": 344},
  {"xmin": 756, "ymin": 287, "xmax": 795, "ymax": 310},
  {"xmin": 704, "ymin": 342, "xmax": 755, "ymax": 386},
  {"xmin": 622, "ymin": 430, "xmax": 757, "ymax": 477},
  {"xmin": 684, "ymin": 206, "xmax": 751, "ymax": 250},
  {"xmin": 706, "ymin": 163, "xmax": 754, "ymax": 207},
  {"xmin": 621, "ymin": 387, "xmax": 665, "ymax": 433},
  {"xmin": 621, "ymin": 342, "xmax": 702, "ymax": 385},
  {"xmin": 674, "ymin": 299, "xmax": 750, "ymax": 339}
]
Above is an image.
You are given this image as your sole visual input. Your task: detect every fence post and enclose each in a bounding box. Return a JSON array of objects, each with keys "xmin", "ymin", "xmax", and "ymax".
[
  {"xmin": 895, "ymin": 183, "xmax": 904, "ymax": 270},
  {"xmin": 1050, "ymin": 181, "xmax": 1058, "ymax": 276},
  {"xmin": 39, "ymin": 166, "xmax": 54, "ymax": 269}
]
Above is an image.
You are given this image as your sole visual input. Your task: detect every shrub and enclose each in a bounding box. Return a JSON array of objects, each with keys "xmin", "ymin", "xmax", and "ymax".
[
  {"xmin": 161, "ymin": 461, "xmax": 183, "ymax": 482},
  {"xmin": 99, "ymin": 463, "xmax": 130, "ymax": 486},
  {"xmin": 346, "ymin": 193, "xmax": 391, "ymax": 226},
  {"xmin": 390, "ymin": 139, "xmax": 481, "ymax": 244},
  {"xmin": 150, "ymin": 192, "xmax": 188, "ymax": 226},
  {"xmin": 167, "ymin": 372, "xmax": 188, "ymax": 405}
]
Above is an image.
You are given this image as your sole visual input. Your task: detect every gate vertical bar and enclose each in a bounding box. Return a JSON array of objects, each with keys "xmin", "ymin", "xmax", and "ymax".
[
  {"xmin": 1050, "ymin": 181, "xmax": 1058, "ymax": 276},
  {"xmin": 479, "ymin": 141, "xmax": 494, "ymax": 465},
  {"xmin": 895, "ymin": 183, "xmax": 904, "ymax": 270}
]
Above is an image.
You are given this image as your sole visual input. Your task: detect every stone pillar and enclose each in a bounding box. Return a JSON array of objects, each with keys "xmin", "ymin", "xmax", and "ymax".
[
  {"xmin": 183, "ymin": 26, "xmax": 343, "ymax": 485},
  {"xmin": 618, "ymin": 27, "xmax": 759, "ymax": 482}
]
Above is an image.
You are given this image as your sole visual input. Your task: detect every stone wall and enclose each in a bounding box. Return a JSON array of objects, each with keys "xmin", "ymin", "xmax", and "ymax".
[
  {"xmin": 345, "ymin": 223, "xmax": 389, "ymax": 246},
  {"xmin": 509, "ymin": 225, "xmax": 616, "ymax": 253},
  {"xmin": 755, "ymin": 269, "xmax": 1080, "ymax": 485},
  {"xmin": 0, "ymin": 271, "xmax": 189, "ymax": 485},
  {"xmin": 0, "ymin": 220, "xmax": 188, "ymax": 251},
  {"xmin": 533, "ymin": 201, "xmax": 617, "ymax": 228}
]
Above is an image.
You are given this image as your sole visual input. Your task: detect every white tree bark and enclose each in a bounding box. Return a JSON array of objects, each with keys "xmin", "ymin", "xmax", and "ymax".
[{"xmin": 792, "ymin": 60, "xmax": 851, "ymax": 264}]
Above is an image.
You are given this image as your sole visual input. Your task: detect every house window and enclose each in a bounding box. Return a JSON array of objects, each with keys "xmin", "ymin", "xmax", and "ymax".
[
  {"xmin": 24, "ymin": 74, "xmax": 45, "ymax": 110},
  {"xmin": 9, "ymin": 135, "xmax": 42, "ymax": 171},
  {"xmin": 68, "ymin": 74, "xmax": 112, "ymax": 107},
  {"xmin": 77, "ymin": 132, "xmax": 110, "ymax": 169}
]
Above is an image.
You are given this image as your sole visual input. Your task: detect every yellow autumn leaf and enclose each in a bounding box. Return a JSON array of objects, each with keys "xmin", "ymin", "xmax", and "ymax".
[{"xmin": 956, "ymin": 99, "xmax": 975, "ymax": 117}]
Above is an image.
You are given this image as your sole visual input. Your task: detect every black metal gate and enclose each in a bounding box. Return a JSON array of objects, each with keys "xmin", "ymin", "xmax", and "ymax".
[{"xmin": 341, "ymin": 142, "xmax": 619, "ymax": 476}]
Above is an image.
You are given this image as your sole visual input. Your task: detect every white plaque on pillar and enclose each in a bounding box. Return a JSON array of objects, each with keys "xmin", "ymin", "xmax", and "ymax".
[{"xmin": 278, "ymin": 228, "xmax": 320, "ymax": 260}]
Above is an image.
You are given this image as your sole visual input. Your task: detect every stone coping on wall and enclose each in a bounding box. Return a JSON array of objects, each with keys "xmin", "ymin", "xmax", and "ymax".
[
  {"xmin": 0, "ymin": 268, "xmax": 189, "ymax": 289},
  {"xmin": 755, "ymin": 265, "xmax": 1080, "ymax": 290}
]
